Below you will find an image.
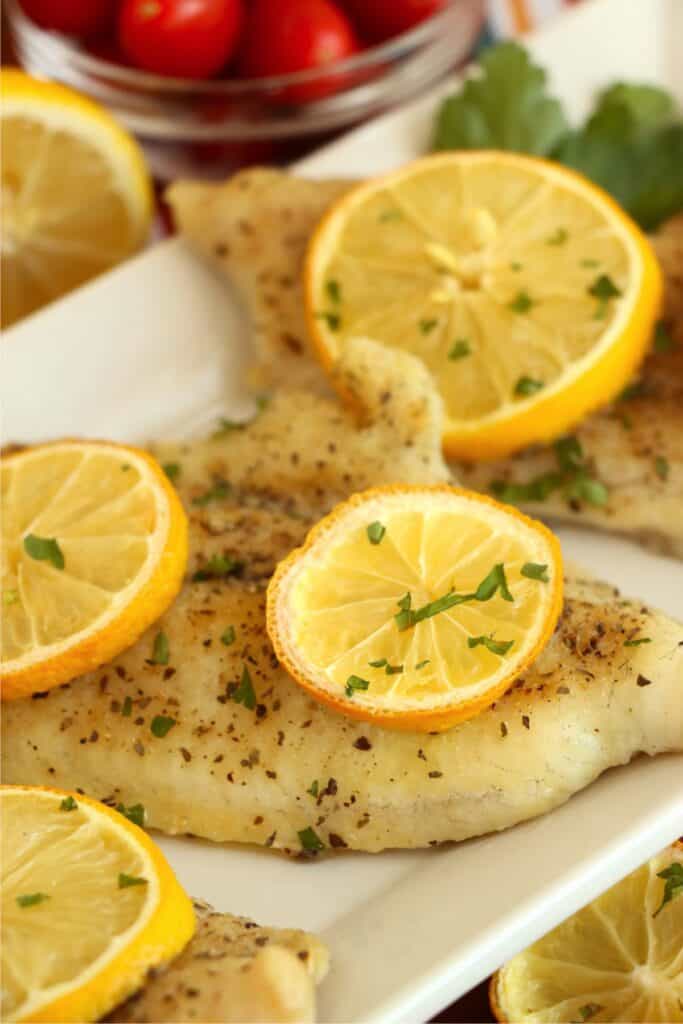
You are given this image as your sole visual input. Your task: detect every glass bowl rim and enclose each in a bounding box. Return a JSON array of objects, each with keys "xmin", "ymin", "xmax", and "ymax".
[{"xmin": 6, "ymin": 0, "xmax": 465, "ymax": 94}]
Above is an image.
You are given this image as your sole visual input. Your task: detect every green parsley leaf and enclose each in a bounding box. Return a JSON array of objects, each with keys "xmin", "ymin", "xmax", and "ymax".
[
  {"xmin": 508, "ymin": 290, "xmax": 534, "ymax": 313},
  {"xmin": 23, "ymin": 534, "xmax": 64, "ymax": 570},
  {"xmin": 385, "ymin": 664, "xmax": 404, "ymax": 675},
  {"xmin": 624, "ymin": 637, "xmax": 652, "ymax": 647},
  {"xmin": 150, "ymin": 632, "xmax": 169, "ymax": 666},
  {"xmin": 467, "ymin": 635, "xmax": 514, "ymax": 656},
  {"xmin": 162, "ymin": 462, "xmax": 181, "ymax": 482},
  {"xmin": 192, "ymin": 554, "xmax": 243, "ymax": 582},
  {"xmin": 3, "ymin": 590, "xmax": 19, "ymax": 606},
  {"xmin": 316, "ymin": 312, "xmax": 341, "ymax": 331},
  {"xmin": 345, "ymin": 675, "xmax": 370, "ymax": 697},
  {"xmin": 433, "ymin": 42, "xmax": 569, "ymax": 155},
  {"xmin": 369, "ymin": 658, "xmax": 388, "ymax": 668},
  {"xmin": 521, "ymin": 562, "xmax": 549, "ymax": 582},
  {"xmin": 514, "ymin": 376, "xmax": 544, "ymax": 397},
  {"xmin": 655, "ymin": 455, "xmax": 670, "ymax": 481},
  {"xmin": 654, "ymin": 321, "xmax": 676, "ymax": 353},
  {"xmin": 619, "ymin": 379, "xmax": 647, "ymax": 402},
  {"xmin": 415, "ymin": 659, "xmax": 431, "ymax": 670},
  {"xmin": 475, "ymin": 563, "xmax": 514, "ymax": 602},
  {"xmin": 232, "ymin": 665, "xmax": 257, "ymax": 710},
  {"xmin": 378, "ymin": 209, "xmax": 402, "ymax": 223},
  {"xmin": 567, "ymin": 474, "xmax": 609, "ymax": 506},
  {"xmin": 116, "ymin": 803, "xmax": 145, "ymax": 827},
  {"xmin": 118, "ymin": 873, "xmax": 148, "ymax": 889},
  {"xmin": 419, "ymin": 318, "xmax": 438, "ymax": 334},
  {"xmin": 326, "ymin": 280, "xmax": 341, "ymax": 303},
  {"xmin": 491, "ymin": 473, "xmax": 563, "ymax": 503},
  {"xmin": 298, "ymin": 826, "xmax": 325, "ymax": 852},
  {"xmin": 307, "ymin": 780, "xmax": 319, "ymax": 797},
  {"xmin": 17, "ymin": 892, "xmax": 49, "ymax": 908},
  {"xmin": 653, "ymin": 862, "xmax": 683, "ymax": 917},
  {"xmin": 554, "ymin": 435, "xmax": 584, "ymax": 472},
  {"xmin": 192, "ymin": 479, "xmax": 231, "ymax": 506},
  {"xmin": 60, "ymin": 796, "xmax": 78, "ymax": 811},
  {"xmin": 547, "ymin": 227, "xmax": 568, "ymax": 245},
  {"xmin": 212, "ymin": 416, "xmax": 246, "ymax": 439},
  {"xmin": 121, "ymin": 696, "xmax": 133, "ymax": 717},
  {"xmin": 150, "ymin": 715, "xmax": 176, "ymax": 738},
  {"xmin": 221, "ymin": 625, "xmax": 236, "ymax": 647},
  {"xmin": 448, "ymin": 339, "xmax": 471, "ymax": 360},
  {"xmin": 588, "ymin": 273, "xmax": 621, "ymax": 301},
  {"xmin": 574, "ymin": 1003, "xmax": 603, "ymax": 1022},
  {"xmin": 394, "ymin": 592, "xmax": 414, "ymax": 631},
  {"xmin": 366, "ymin": 521, "xmax": 386, "ymax": 545}
]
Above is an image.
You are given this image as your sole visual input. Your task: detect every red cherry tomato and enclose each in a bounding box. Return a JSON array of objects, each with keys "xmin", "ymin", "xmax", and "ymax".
[
  {"xmin": 20, "ymin": 0, "xmax": 116, "ymax": 36},
  {"xmin": 118, "ymin": 0, "xmax": 244, "ymax": 79},
  {"xmin": 343, "ymin": 0, "xmax": 445, "ymax": 43},
  {"xmin": 237, "ymin": 0, "xmax": 359, "ymax": 102}
]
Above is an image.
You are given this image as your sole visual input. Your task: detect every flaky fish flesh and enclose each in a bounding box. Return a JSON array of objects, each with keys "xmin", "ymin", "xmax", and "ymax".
[
  {"xmin": 107, "ymin": 900, "xmax": 328, "ymax": 1024},
  {"xmin": 3, "ymin": 340, "xmax": 682, "ymax": 854},
  {"xmin": 169, "ymin": 171, "xmax": 683, "ymax": 557}
]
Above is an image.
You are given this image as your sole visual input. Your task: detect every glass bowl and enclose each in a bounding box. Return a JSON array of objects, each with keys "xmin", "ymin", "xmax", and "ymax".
[{"xmin": 6, "ymin": 0, "xmax": 485, "ymax": 180}]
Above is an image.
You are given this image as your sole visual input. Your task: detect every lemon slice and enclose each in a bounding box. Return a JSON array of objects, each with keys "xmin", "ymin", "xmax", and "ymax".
[
  {"xmin": 305, "ymin": 152, "xmax": 662, "ymax": 459},
  {"xmin": 1, "ymin": 784, "xmax": 195, "ymax": 1023},
  {"xmin": 1, "ymin": 441, "xmax": 188, "ymax": 700},
  {"xmin": 2, "ymin": 70, "xmax": 152, "ymax": 329},
  {"xmin": 267, "ymin": 485, "xmax": 562, "ymax": 731},
  {"xmin": 491, "ymin": 842, "xmax": 683, "ymax": 1023}
]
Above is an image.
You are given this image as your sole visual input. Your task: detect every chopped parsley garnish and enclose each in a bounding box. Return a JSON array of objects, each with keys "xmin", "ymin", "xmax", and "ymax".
[
  {"xmin": 624, "ymin": 637, "xmax": 652, "ymax": 647},
  {"xmin": 326, "ymin": 280, "xmax": 341, "ymax": 303},
  {"xmin": 419, "ymin": 318, "xmax": 438, "ymax": 334},
  {"xmin": 23, "ymin": 534, "xmax": 64, "ymax": 570},
  {"xmin": 619, "ymin": 379, "xmax": 646, "ymax": 402},
  {"xmin": 415, "ymin": 659, "xmax": 431, "ymax": 670},
  {"xmin": 316, "ymin": 311, "xmax": 340, "ymax": 331},
  {"xmin": 653, "ymin": 862, "xmax": 683, "ymax": 917},
  {"xmin": 378, "ymin": 209, "xmax": 402, "ymax": 222},
  {"xmin": 17, "ymin": 892, "xmax": 49, "ymax": 908},
  {"xmin": 345, "ymin": 675, "xmax": 370, "ymax": 697},
  {"xmin": 212, "ymin": 416, "xmax": 245, "ymax": 439},
  {"xmin": 521, "ymin": 562, "xmax": 549, "ymax": 582},
  {"xmin": 589, "ymin": 273, "xmax": 621, "ymax": 318},
  {"xmin": 475, "ymin": 563, "xmax": 514, "ymax": 602},
  {"xmin": 60, "ymin": 796, "xmax": 78, "ymax": 811},
  {"xmin": 467, "ymin": 635, "xmax": 514, "ymax": 655},
  {"xmin": 385, "ymin": 664, "xmax": 404, "ymax": 675},
  {"xmin": 448, "ymin": 338, "xmax": 471, "ymax": 360},
  {"xmin": 3, "ymin": 590, "xmax": 18, "ymax": 605},
  {"xmin": 395, "ymin": 563, "xmax": 513, "ymax": 631},
  {"xmin": 150, "ymin": 632, "xmax": 170, "ymax": 666},
  {"xmin": 192, "ymin": 554, "xmax": 243, "ymax": 582},
  {"xmin": 118, "ymin": 873, "xmax": 148, "ymax": 889},
  {"xmin": 221, "ymin": 625, "xmax": 236, "ymax": 646},
  {"xmin": 491, "ymin": 435, "xmax": 607, "ymax": 507},
  {"xmin": 116, "ymin": 803, "xmax": 145, "ymax": 827},
  {"xmin": 654, "ymin": 321, "xmax": 675, "ymax": 353},
  {"xmin": 508, "ymin": 290, "xmax": 534, "ymax": 313},
  {"xmin": 510, "ymin": 261, "xmax": 523, "ymax": 272},
  {"xmin": 307, "ymin": 780, "xmax": 319, "ymax": 797},
  {"xmin": 255, "ymin": 394, "xmax": 270, "ymax": 413},
  {"xmin": 655, "ymin": 455, "xmax": 670, "ymax": 481},
  {"xmin": 162, "ymin": 462, "xmax": 181, "ymax": 482},
  {"xmin": 581, "ymin": 258, "xmax": 600, "ymax": 268},
  {"xmin": 514, "ymin": 376, "xmax": 544, "ymax": 397},
  {"xmin": 366, "ymin": 521, "xmax": 386, "ymax": 545},
  {"xmin": 192, "ymin": 479, "xmax": 231, "ymax": 506},
  {"xmin": 232, "ymin": 665, "xmax": 257, "ymax": 710},
  {"xmin": 298, "ymin": 826, "xmax": 324, "ymax": 852},
  {"xmin": 547, "ymin": 227, "xmax": 568, "ymax": 245},
  {"xmin": 575, "ymin": 1004, "xmax": 603, "ymax": 1022},
  {"xmin": 369, "ymin": 658, "xmax": 387, "ymax": 668},
  {"xmin": 150, "ymin": 715, "xmax": 176, "ymax": 738},
  {"xmin": 121, "ymin": 696, "xmax": 133, "ymax": 717}
]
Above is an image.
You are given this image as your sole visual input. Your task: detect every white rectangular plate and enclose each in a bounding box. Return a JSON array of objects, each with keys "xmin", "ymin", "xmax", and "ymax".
[{"xmin": 4, "ymin": 1, "xmax": 682, "ymax": 1020}]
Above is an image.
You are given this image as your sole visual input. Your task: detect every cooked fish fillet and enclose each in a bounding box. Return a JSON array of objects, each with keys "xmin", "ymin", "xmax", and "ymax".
[
  {"xmin": 107, "ymin": 899, "xmax": 328, "ymax": 1024},
  {"xmin": 169, "ymin": 170, "xmax": 683, "ymax": 556},
  {"xmin": 3, "ymin": 340, "xmax": 682, "ymax": 854}
]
